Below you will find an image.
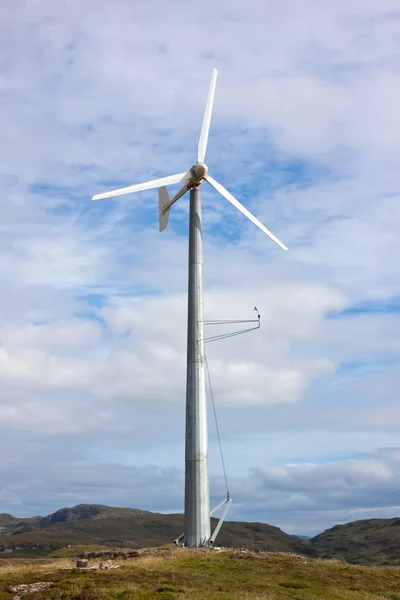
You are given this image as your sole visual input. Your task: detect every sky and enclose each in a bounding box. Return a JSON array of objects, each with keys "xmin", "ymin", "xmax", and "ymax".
[{"xmin": 0, "ymin": 0, "xmax": 399, "ymax": 537}]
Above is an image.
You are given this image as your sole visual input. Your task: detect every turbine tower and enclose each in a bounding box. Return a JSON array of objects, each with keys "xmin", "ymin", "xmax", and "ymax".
[{"xmin": 92, "ymin": 69, "xmax": 287, "ymax": 548}]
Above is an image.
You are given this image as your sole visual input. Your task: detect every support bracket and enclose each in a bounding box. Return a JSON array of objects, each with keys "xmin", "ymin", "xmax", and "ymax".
[
  {"xmin": 209, "ymin": 495, "xmax": 232, "ymax": 545},
  {"xmin": 174, "ymin": 494, "xmax": 232, "ymax": 547}
]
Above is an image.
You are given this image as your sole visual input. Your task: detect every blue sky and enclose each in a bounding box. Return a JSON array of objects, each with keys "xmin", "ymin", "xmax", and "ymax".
[{"xmin": 0, "ymin": 0, "xmax": 400, "ymax": 536}]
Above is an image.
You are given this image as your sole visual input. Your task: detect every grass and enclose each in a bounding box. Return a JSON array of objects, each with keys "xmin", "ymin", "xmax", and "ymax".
[
  {"xmin": 50, "ymin": 546, "xmax": 117, "ymax": 558},
  {"xmin": 1, "ymin": 548, "xmax": 400, "ymax": 599}
]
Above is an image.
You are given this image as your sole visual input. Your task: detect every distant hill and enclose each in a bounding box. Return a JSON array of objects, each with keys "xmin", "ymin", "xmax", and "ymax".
[
  {"xmin": 307, "ymin": 518, "xmax": 400, "ymax": 565},
  {"xmin": 0, "ymin": 504, "xmax": 306, "ymax": 556},
  {"xmin": 1, "ymin": 505, "xmax": 400, "ymax": 565}
]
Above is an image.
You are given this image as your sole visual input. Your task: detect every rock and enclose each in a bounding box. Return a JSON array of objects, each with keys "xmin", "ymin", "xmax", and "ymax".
[
  {"xmin": 6, "ymin": 582, "xmax": 54, "ymax": 597},
  {"xmin": 99, "ymin": 560, "xmax": 120, "ymax": 570},
  {"xmin": 76, "ymin": 558, "xmax": 89, "ymax": 568}
]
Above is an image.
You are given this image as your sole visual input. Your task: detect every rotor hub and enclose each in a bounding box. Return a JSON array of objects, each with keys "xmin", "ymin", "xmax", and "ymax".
[{"xmin": 191, "ymin": 162, "xmax": 208, "ymax": 181}]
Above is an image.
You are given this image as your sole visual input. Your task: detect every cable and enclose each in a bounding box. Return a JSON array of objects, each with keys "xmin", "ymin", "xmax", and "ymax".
[
  {"xmin": 382, "ymin": 508, "xmax": 400, "ymax": 519},
  {"xmin": 197, "ymin": 307, "xmax": 260, "ymax": 500},
  {"xmin": 201, "ymin": 308, "xmax": 261, "ymax": 343},
  {"xmin": 203, "ymin": 324, "xmax": 260, "ymax": 343},
  {"xmin": 202, "ymin": 307, "xmax": 260, "ymax": 327},
  {"xmin": 205, "ymin": 352, "xmax": 230, "ymax": 499},
  {"xmin": 203, "ymin": 319, "xmax": 260, "ymax": 325},
  {"xmin": 346, "ymin": 488, "xmax": 400, "ymax": 521}
]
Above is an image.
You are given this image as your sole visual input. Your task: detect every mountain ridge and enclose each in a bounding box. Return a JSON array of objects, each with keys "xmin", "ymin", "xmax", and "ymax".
[
  {"xmin": 0, "ymin": 503, "xmax": 306, "ymax": 555},
  {"xmin": 1, "ymin": 504, "xmax": 400, "ymax": 565}
]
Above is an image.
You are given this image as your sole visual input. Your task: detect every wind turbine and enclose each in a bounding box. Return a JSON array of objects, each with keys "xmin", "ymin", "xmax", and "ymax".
[{"xmin": 92, "ymin": 69, "xmax": 287, "ymax": 548}]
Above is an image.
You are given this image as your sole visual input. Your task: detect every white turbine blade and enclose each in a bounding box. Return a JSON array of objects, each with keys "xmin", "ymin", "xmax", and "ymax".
[
  {"xmin": 197, "ymin": 68, "xmax": 218, "ymax": 163},
  {"xmin": 205, "ymin": 175, "xmax": 288, "ymax": 251},
  {"xmin": 92, "ymin": 172, "xmax": 186, "ymax": 201}
]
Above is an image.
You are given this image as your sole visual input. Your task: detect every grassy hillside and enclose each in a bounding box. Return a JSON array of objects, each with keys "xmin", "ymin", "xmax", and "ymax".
[
  {"xmin": 2, "ymin": 504, "xmax": 400, "ymax": 566},
  {"xmin": 0, "ymin": 505, "xmax": 306, "ymax": 557},
  {"xmin": 309, "ymin": 518, "xmax": 400, "ymax": 566},
  {"xmin": 1, "ymin": 548, "xmax": 400, "ymax": 599}
]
